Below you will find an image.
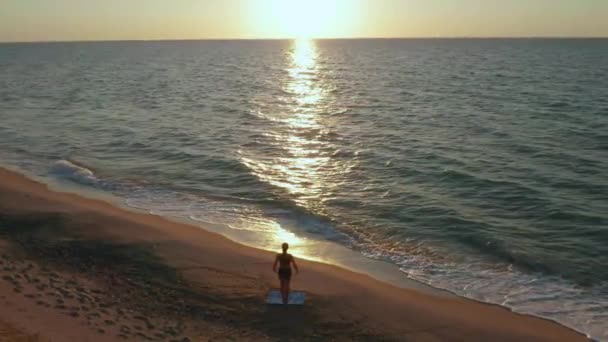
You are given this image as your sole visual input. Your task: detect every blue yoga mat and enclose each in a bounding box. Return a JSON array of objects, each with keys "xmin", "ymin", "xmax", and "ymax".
[{"xmin": 266, "ymin": 290, "xmax": 306, "ymax": 305}]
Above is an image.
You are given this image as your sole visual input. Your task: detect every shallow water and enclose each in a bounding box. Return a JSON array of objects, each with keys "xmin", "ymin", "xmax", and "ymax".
[{"xmin": 0, "ymin": 39, "xmax": 607, "ymax": 339}]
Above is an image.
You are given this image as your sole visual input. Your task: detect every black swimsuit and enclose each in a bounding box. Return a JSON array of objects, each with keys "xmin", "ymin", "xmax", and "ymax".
[{"xmin": 277, "ymin": 253, "xmax": 293, "ymax": 280}]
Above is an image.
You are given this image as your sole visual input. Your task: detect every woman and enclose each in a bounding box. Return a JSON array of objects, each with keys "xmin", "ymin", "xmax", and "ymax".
[{"xmin": 272, "ymin": 242, "xmax": 299, "ymax": 304}]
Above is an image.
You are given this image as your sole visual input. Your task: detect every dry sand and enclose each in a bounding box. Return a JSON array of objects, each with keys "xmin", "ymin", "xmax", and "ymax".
[{"xmin": 0, "ymin": 167, "xmax": 587, "ymax": 341}]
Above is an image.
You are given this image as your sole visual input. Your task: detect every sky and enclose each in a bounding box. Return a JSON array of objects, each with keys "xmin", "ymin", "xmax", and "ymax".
[{"xmin": 0, "ymin": 0, "xmax": 607, "ymax": 42}]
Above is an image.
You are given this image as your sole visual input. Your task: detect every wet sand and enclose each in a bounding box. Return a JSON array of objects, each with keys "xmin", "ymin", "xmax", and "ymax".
[{"xmin": 0, "ymin": 167, "xmax": 587, "ymax": 341}]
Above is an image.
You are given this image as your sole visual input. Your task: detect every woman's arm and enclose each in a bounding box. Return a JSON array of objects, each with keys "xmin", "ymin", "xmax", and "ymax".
[
  {"xmin": 272, "ymin": 254, "xmax": 279, "ymax": 272},
  {"xmin": 292, "ymin": 257, "xmax": 299, "ymax": 274}
]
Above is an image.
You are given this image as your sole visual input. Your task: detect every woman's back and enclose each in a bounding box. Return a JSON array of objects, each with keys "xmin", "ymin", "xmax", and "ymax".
[{"xmin": 277, "ymin": 253, "xmax": 292, "ymax": 269}]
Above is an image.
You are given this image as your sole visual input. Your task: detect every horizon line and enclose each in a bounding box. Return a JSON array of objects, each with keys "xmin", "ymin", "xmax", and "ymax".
[{"xmin": 1, "ymin": 36, "xmax": 607, "ymax": 44}]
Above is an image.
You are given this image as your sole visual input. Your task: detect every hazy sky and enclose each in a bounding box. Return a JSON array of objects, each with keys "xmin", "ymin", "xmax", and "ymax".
[{"xmin": 1, "ymin": 0, "xmax": 607, "ymax": 42}]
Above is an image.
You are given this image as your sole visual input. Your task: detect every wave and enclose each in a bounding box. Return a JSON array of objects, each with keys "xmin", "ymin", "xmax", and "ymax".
[
  {"xmin": 50, "ymin": 159, "xmax": 98, "ymax": 185},
  {"xmin": 48, "ymin": 159, "xmax": 120, "ymax": 192},
  {"xmin": 359, "ymin": 233, "xmax": 608, "ymax": 340}
]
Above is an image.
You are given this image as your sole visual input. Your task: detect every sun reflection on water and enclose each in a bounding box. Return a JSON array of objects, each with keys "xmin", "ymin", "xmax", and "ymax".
[
  {"xmin": 286, "ymin": 39, "xmax": 324, "ymax": 109},
  {"xmin": 239, "ymin": 39, "xmax": 348, "ymax": 259},
  {"xmin": 292, "ymin": 39, "xmax": 316, "ymax": 70},
  {"xmin": 274, "ymin": 38, "xmax": 330, "ymax": 200},
  {"xmin": 243, "ymin": 38, "xmax": 333, "ymax": 199}
]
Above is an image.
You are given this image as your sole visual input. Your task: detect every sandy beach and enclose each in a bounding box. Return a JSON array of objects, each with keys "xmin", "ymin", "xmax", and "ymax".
[{"xmin": 0, "ymin": 167, "xmax": 587, "ymax": 341}]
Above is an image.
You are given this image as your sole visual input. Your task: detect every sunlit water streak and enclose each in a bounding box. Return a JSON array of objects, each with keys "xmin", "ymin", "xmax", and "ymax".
[
  {"xmin": 240, "ymin": 39, "xmax": 354, "ymax": 222},
  {"xmin": 0, "ymin": 39, "xmax": 606, "ymax": 339},
  {"xmin": 238, "ymin": 39, "xmax": 338, "ymax": 252}
]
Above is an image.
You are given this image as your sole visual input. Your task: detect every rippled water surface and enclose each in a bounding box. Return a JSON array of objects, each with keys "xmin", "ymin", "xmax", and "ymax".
[{"xmin": 0, "ymin": 39, "xmax": 607, "ymax": 339}]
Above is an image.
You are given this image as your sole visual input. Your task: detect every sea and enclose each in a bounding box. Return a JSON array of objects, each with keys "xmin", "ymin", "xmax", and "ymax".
[{"xmin": 0, "ymin": 39, "xmax": 606, "ymax": 339}]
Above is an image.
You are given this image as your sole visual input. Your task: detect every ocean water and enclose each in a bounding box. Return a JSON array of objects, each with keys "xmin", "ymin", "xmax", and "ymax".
[{"xmin": 0, "ymin": 39, "xmax": 607, "ymax": 339}]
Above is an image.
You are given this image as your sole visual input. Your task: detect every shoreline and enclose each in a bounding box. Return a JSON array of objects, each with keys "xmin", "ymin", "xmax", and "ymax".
[
  {"xmin": 18, "ymin": 162, "xmax": 447, "ymax": 296},
  {"xmin": 9, "ymin": 162, "xmax": 599, "ymax": 339},
  {"xmin": 0, "ymin": 166, "xmax": 588, "ymax": 341}
]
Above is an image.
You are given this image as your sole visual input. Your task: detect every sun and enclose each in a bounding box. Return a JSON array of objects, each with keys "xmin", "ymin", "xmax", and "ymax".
[
  {"xmin": 272, "ymin": 0, "xmax": 329, "ymax": 39},
  {"xmin": 251, "ymin": 0, "xmax": 358, "ymax": 39}
]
